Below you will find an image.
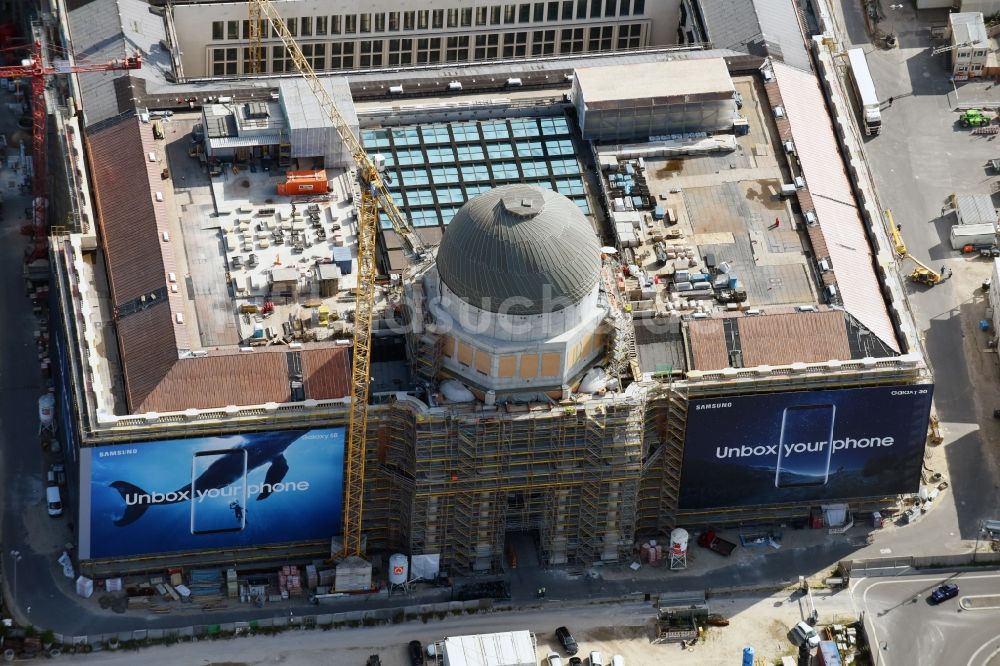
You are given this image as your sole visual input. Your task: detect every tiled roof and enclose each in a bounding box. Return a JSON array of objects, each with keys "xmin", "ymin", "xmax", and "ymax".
[
  {"xmin": 116, "ymin": 304, "xmax": 179, "ymax": 411},
  {"xmin": 688, "ymin": 309, "xmax": 853, "ymax": 371},
  {"xmin": 86, "ymin": 114, "xmax": 169, "ymax": 305},
  {"xmin": 770, "ymin": 62, "xmax": 899, "ymax": 353},
  {"xmin": 697, "ymin": 0, "xmax": 811, "ymax": 72},
  {"xmin": 136, "ymin": 352, "xmax": 293, "ymax": 413},
  {"xmin": 302, "ymin": 347, "xmax": 352, "ymax": 400}
]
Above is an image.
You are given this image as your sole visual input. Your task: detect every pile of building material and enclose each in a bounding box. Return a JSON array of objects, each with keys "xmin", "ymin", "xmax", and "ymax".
[{"xmin": 278, "ymin": 565, "xmax": 303, "ymax": 598}]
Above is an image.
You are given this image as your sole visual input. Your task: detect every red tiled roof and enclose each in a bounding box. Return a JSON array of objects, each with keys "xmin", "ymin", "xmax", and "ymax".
[
  {"xmin": 302, "ymin": 347, "xmax": 352, "ymax": 400},
  {"xmin": 116, "ymin": 305, "xmax": 178, "ymax": 411},
  {"xmin": 86, "ymin": 115, "xmax": 168, "ymax": 305},
  {"xmin": 136, "ymin": 351, "xmax": 293, "ymax": 413},
  {"xmin": 687, "ymin": 318, "xmax": 729, "ymax": 371}
]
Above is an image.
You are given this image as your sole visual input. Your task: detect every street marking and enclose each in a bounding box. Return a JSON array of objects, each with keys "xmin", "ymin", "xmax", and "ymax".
[
  {"xmin": 880, "ymin": 548, "xmax": 892, "ymax": 554},
  {"xmin": 967, "ymin": 639, "xmax": 1000, "ymax": 666},
  {"xmin": 959, "ymin": 594, "xmax": 1000, "ymax": 611}
]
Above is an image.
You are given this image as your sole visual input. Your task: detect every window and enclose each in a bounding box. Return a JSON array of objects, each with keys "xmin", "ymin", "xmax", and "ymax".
[
  {"xmin": 416, "ymin": 37, "xmax": 441, "ymax": 63},
  {"xmin": 590, "ymin": 0, "xmax": 601, "ymax": 18},
  {"xmin": 388, "ymin": 12, "xmax": 399, "ymax": 31},
  {"xmin": 475, "ymin": 33, "xmax": 500, "ymax": 59},
  {"xmin": 272, "ymin": 45, "xmax": 292, "ymax": 73},
  {"xmin": 332, "ymin": 15, "xmax": 342, "ymax": 34},
  {"xmin": 957, "ymin": 49, "xmax": 971, "ymax": 59},
  {"xmin": 375, "ymin": 13, "xmax": 385, "ymax": 32},
  {"xmin": 534, "ymin": 2, "xmax": 545, "ymax": 21},
  {"xmin": 461, "ymin": 7, "xmax": 473, "ymax": 26},
  {"xmin": 531, "ymin": 29, "xmax": 555, "ymax": 55},
  {"xmin": 447, "ymin": 8, "xmax": 459, "ymax": 28},
  {"xmin": 620, "ymin": 0, "xmax": 630, "ymax": 14},
  {"xmin": 589, "ymin": 25, "xmax": 613, "ymax": 50},
  {"xmin": 300, "ymin": 16, "xmax": 312, "ymax": 36},
  {"xmin": 576, "ymin": 0, "xmax": 586, "ymax": 19},
  {"xmin": 212, "ymin": 47, "xmax": 238, "ymax": 76},
  {"xmin": 502, "ymin": 31, "xmax": 528, "ymax": 57},
  {"xmin": 330, "ymin": 42, "xmax": 355, "ymax": 68},
  {"xmin": 617, "ymin": 23, "xmax": 641, "ymax": 49},
  {"xmin": 413, "ymin": 11, "xmax": 423, "ymax": 30},
  {"xmin": 284, "ymin": 17, "xmax": 296, "ymax": 36},
  {"xmin": 956, "ymin": 64, "xmax": 967, "ymax": 71},
  {"xmin": 388, "ymin": 38, "xmax": 413, "ymax": 65},
  {"xmin": 604, "ymin": 0, "xmax": 617, "ymax": 16},
  {"xmin": 432, "ymin": 10, "xmax": 444, "ymax": 29},
  {"xmin": 212, "ymin": 21, "xmax": 224, "ymax": 41},
  {"xmin": 491, "ymin": 6, "xmax": 501, "ymax": 24},
  {"xmin": 519, "ymin": 3, "xmax": 531, "ymax": 22},
  {"xmin": 476, "ymin": 7, "xmax": 488, "ymax": 25},
  {"xmin": 242, "ymin": 47, "xmax": 267, "ymax": 73},
  {"xmin": 561, "ymin": 27, "xmax": 584, "ymax": 53},
  {"xmin": 633, "ymin": 0, "xmax": 644, "ymax": 13},
  {"xmin": 446, "ymin": 35, "xmax": 469, "ymax": 62},
  {"xmin": 345, "ymin": 15, "xmax": 357, "ymax": 33},
  {"xmin": 301, "ymin": 43, "xmax": 326, "ymax": 69},
  {"xmin": 316, "ymin": 16, "xmax": 327, "ymax": 35},
  {"xmin": 505, "ymin": 4, "xmax": 516, "ymax": 23},
  {"xmin": 548, "ymin": 1, "xmax": 559, "ymax": 20},
  {"xmin": 227, "ymin": 20, "xmax": 239, "ymax": 40},
  {"xmin": 972, "ymin": 63, "xmax": 983, "ymax": 71},
  {"xmin": 360, "ymin": 14, "xmax": 371, "ymax": 33},
  {"xmin": 974, "ymin": 49, "xmax": 987, "ymax": 57},
  {"xmin": 360, "ymin": 40, "xmax": 383, "ymax": 67},
  {"xmin": 562, "ymin": 0, "xmax": 573, "ymax": 19}
]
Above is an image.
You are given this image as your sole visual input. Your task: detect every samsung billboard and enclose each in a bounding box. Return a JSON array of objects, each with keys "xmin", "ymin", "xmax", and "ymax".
[
  {"xmin": 79, "ymin": 428, "xmax": 345, "ymax": 559},
  {"xmin": 678, "ymin": 385, "xmax": 933, "ymax": 510}
]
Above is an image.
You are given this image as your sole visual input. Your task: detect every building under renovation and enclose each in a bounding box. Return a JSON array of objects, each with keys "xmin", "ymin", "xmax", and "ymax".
[{"xmin": 51, "ymin": 35, "xmax": 934, "ymax": 578}]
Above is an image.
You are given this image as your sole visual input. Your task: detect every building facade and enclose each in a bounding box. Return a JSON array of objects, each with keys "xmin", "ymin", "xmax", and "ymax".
[{"xmin": 169, "ymin": 0, "xmax": 682, "ymax": 79}]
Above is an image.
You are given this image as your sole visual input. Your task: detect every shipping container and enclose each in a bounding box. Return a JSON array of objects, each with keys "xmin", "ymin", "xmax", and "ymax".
[
  {"xmin": 277, "ymin": 169, "xmax": 329, "ymax": 196},
  {"xmin": 817, "ymin": 640, "xmax": 843, "ymax": 666}
]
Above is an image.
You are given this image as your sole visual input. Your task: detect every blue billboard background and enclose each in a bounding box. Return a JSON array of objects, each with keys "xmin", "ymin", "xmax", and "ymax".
[
  {"xmin": 678, "ymin": 385, "xmax": 933, "ymax": 510},
  {"xmin": 80, "ymin": 428, "xmax": 344, "ymax": 559}
]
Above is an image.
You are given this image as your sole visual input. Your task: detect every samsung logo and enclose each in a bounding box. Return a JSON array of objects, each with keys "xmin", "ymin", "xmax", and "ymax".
[
  {"xmin": 696, "ymin": 402, "xmax": 732, "ymax": 410},
  {"xmin": 99, "ymin": 448, "xmax": 138, "ymax": 458}
]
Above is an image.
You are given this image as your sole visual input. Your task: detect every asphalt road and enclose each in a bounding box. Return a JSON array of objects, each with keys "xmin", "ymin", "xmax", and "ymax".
[
  {"xmin": 830, "ymin": 0, "xmax": 1000, "ymax": 559},
  {"xmin": 854, "ymin": 572, "xmax": 1000, "ymax": 666}
]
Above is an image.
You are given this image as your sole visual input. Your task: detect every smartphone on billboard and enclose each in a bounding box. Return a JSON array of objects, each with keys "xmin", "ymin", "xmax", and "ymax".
[
  {"xmin": 190, "ymin": 448, "xmax": 248, "ymax": 535},
  {"xmin": 775, "ymin": 404, "xmax": 836, "ymax": 488}
]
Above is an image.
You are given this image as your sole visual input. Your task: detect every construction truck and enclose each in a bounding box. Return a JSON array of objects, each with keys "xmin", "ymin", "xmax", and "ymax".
[
  {"xmin": 887, "ymin": 209, "xmax": 952, "ymax": 286},
  {"xmin": 959, "ymin": 109, "xmax": 992, "ymax": 128}
]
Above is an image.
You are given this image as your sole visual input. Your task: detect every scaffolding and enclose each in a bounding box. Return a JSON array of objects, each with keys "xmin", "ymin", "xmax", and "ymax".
[{"xmin": 378, "ymin": 396, "xmax": 644, "ymax": 575}]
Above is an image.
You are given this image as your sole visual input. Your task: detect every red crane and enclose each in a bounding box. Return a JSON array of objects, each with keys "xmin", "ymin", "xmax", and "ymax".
[{"xmin": 0, "ymin": 39, "xmax": 141, "ymax": 239}]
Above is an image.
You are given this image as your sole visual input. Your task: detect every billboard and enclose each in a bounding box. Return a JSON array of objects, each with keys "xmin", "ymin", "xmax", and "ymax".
[
  {"xmin": 678, "ymin": 385, "xmax": 933, "ymax": 510},
  {"xmin": 79, "ymin": 428, "xmax": 344, "ymax": 559}
]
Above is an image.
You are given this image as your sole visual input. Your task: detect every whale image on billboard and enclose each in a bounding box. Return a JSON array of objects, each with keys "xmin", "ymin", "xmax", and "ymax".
[
  {"xmin": 78, "ymin": 428, "xmax": 345, "ymax": 559},
  {"xmin": 678, "ymin": 385, "xmax": 933, "ymax": 510}
]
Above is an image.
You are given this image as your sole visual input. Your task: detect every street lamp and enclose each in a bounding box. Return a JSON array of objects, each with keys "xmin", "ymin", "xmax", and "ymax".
[
  {"xmin": 974, "ymin": 521, "xmax": 988, "ymax": 563},
  {"xmin": 9, "ymin": 549, "xmax": 21, "ymax": 608}
]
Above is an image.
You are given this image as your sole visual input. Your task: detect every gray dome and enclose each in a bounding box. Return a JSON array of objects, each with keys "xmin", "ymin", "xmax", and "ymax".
[{"xmin": 436, "ymin": 185, "xmax": 601, "ymax": 316}]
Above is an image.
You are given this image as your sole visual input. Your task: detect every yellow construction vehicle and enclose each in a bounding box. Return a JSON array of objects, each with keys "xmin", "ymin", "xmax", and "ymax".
[
  {"xmin": 886, "ymin": 209, "xmax": 951, "ymax": 286},
  {"xmin": 249, "ymin": 0, "xmax": 426, "ymax": 559}
]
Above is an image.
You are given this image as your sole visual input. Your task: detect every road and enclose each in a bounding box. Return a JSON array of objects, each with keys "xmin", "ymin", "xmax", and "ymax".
[
  {"xmin": 828, "ymin": 0, "xmax": 1000, "ymax": 562},
  {"xmin": 854, "ymin": 572, "xmax": 1000, "ymax": 666}
]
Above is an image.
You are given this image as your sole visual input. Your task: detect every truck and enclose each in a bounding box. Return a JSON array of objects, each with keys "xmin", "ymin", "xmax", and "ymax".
[
  {"xmin": 847, "ymin": 48, "xmax": 882, "ymax": 136},
  {"xmin": 950, "ymin": 222, "xmax": 997, "ymax": 251},
  {"xmin": 697, "ymin": 528, "xmax": 737, "ymax": 556}
]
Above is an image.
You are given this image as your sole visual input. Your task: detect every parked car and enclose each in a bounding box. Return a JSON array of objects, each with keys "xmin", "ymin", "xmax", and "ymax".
[
  {"xmin": 589, "ymin": 651, "xmax": 605, "ymax": 666},
  {"xmin": 46, "ymin": 484, "xmax": 63, "ymax": 517},
  {"xmin": 611, "ymin": 657, "xmax": 624, "ymax": 666},
  {"xmin": 929, "ymin": 583, "xmax": 960, "ymax": 605},
  {"xmin": 546, "ymin": 652, "xmax": 563, "ymax": 666},
  {"xmin": 790, "ymin": 621, "xmax": 820, "ymax": 648},
  {"xmin": 408, "ymin": 640, "xmax": 424, "ymax": 666},
  {"xmin": 366, "ymin": 656, "xmax": 381, "ymax": 666},
  {"xmin": 555, "ymin": 626, "xmax": 579, "ymax": 655},
  {"xmin": 568, "ymin": 658, "xmax": 583, "ymax": 666}
]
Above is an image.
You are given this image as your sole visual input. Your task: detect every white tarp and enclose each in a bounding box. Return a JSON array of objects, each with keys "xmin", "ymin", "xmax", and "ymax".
[
  {"xmin": 410, "ymin": 553, "xmax": 441, "ymax": 581},
  {"xmin": 442, "ymin": 631, "xmax": 536, "ymax": 666}
]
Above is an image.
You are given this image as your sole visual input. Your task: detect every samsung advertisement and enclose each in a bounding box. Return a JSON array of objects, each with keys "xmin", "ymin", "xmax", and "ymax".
[
  {"xmin": 678, "ymin": 385, "xmax": 934, "ymax": 510},
  {"xmin": 79, "ymin": 428, "xmax": 345, "ymax": 559}
]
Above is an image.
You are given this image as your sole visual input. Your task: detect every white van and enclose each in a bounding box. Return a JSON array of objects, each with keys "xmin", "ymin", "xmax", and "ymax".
[
  {"xmin": 589, "ymin": 652, "xmax": 604, "ymax": 666},
  {"xmin": 46, "ymin": 485, "xmax": 63, "ymax": 517}
]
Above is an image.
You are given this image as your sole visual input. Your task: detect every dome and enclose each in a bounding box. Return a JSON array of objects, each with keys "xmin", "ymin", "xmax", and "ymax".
[{"xmin": 436, "ymin": 185, "xmax": 601, "ymax": 316}]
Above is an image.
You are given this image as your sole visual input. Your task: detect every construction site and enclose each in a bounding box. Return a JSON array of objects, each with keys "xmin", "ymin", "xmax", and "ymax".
[{"xmin": 15, "ymin": 0, "xmax": 936, "ymax": 589}]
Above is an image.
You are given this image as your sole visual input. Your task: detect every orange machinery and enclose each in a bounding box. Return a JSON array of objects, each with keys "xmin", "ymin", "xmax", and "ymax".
[{"xmin": 277, "ymin": 169, "xmax": 329, "ymax": 195}]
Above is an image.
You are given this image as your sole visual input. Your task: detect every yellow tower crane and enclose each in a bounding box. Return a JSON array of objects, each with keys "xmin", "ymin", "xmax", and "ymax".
[
  {"xmin": 885, "ymin": 209, "xmax": 951, "ymax": 287},
  {"xmin": 248, "ymin": 1, "xmax": 425, "ymax": 557}
]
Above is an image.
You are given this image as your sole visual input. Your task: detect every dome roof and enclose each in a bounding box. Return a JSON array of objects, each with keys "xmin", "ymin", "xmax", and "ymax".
[{"xmin": 436, "ymin": 185, "xmax": 601, "ymax": 316}]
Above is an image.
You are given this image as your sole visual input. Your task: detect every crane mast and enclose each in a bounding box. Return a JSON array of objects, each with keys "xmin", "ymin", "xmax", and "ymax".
[{"xmin": 249, "ymin": 0, "xmax": 423, "ymax": 557}]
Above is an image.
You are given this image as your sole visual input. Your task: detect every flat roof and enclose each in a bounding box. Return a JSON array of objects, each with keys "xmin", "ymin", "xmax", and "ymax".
[
  {"xmin": 442, "ymin": 631, "xmax": 535, "ymax": 666},
  {"xmin": 574, "ymin": 59, "xmax": 735, "ymax": 105}
]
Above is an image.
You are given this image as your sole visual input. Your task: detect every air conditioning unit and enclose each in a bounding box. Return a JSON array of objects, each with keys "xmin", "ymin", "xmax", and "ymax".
[
  {"xmin": 818, "ymin": 259, "xmax": 831, "ymax": 272},
  {"xmin": 805, "ymin": 211, "xmax": 818, "ymax": 225},
  {"xmin": 783, "ymin": 140, "xmax": 796, "ymax": 153},
  {"xmin": 824, "ymin": 284, "xmax": 838, "ymax": 301},
  {"xmin": 795, "ymin": 305, "xmax": 817, "ymax": 312},
  {"xmin": 773, "ymin": 106, "xmax": 785, "ymax": 118},
  {"xmin": 794, "ymin": 176, "xmax": 805, "ymax": 189}
]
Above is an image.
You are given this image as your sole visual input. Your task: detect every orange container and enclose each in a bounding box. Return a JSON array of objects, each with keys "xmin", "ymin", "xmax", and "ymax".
[{"xmin": 277, "ymin": 169, "xmax": 329, "ymax": 195}]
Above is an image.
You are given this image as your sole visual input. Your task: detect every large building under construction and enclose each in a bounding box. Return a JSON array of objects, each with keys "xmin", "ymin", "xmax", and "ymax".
[{"xmin": 46, "ymin": 0, "xmax": 935, "ymax": 579}]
